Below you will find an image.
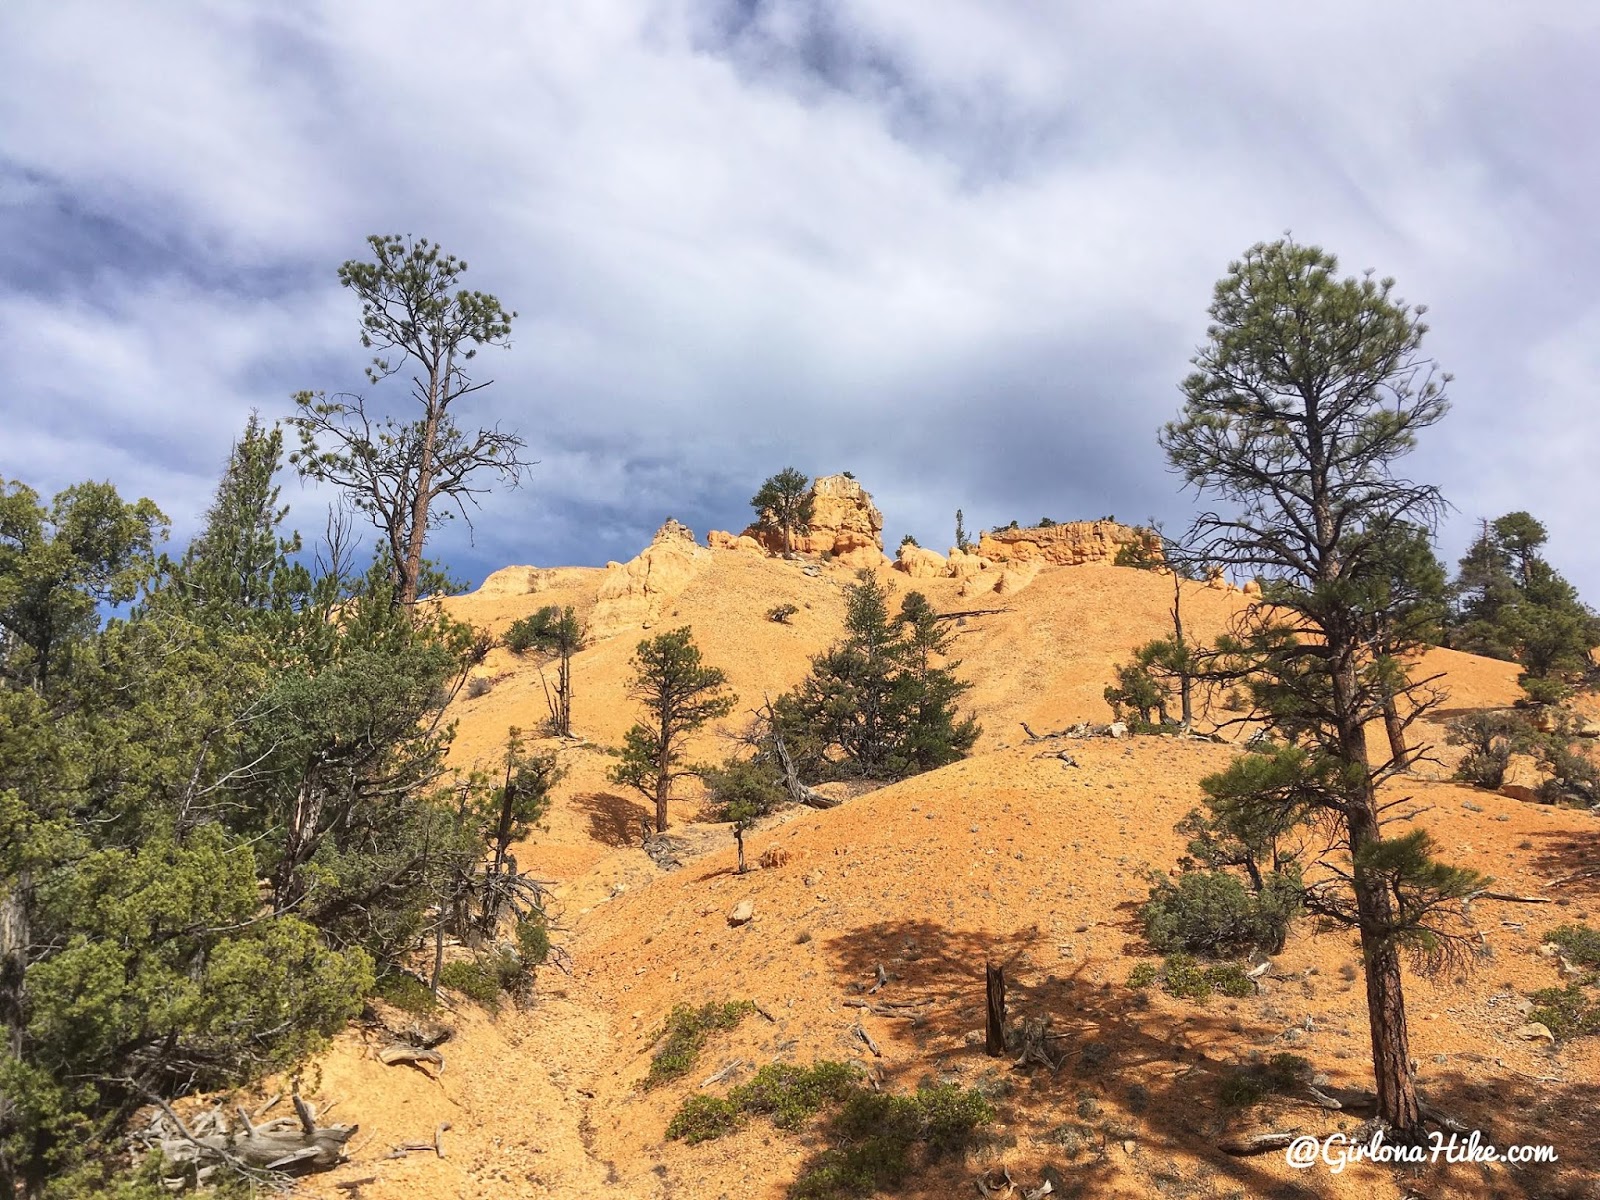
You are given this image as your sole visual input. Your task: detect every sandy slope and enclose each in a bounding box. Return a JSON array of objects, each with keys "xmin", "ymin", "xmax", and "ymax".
[{"xmin": 293, "ymin": 551, "xmax": 1597, "ymax": 1200}]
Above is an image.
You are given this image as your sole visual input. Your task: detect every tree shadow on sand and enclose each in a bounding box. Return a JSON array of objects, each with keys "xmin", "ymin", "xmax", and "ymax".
[
  {"xmin": 778, "ymin": 917, "xmax": 1600, "ymax": 1200},
  {"xmin": 570, "ymin": 790, "xmax": 649, "ymax": 848},
  {"xmin": 1527, "ymin": 828, "xmax": 1600, "ymax": 899}
]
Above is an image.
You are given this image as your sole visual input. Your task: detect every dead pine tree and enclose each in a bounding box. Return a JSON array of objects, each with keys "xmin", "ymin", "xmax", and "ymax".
[{"xmin": 1161, "ymin": 237, "xmax": 1482, "ymax": 1139}]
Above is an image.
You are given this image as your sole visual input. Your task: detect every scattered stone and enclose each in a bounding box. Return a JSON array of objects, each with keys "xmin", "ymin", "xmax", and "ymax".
[
  {"xmin": 728, "ymin": 900, "xmax": 755, "ymax": 926},
  {"xmin": 1108, "ymin": 722, "xmax": 1128, "ymax": 739},
  {"xmin": 1514, "ymin": 1022, "xmax": 1555, "ymax": 1044}
]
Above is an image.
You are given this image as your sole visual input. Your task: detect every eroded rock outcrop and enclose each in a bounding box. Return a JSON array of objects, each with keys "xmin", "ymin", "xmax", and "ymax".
[
  {"xmin": 707, "ymin": 530, "xmax": 765, "ymax": 554},
  {"xmin": 742, "ymin": 473, "xmax": 885, "ymax": 567},
  {"xmin": 977, "ymin": 521, "xmax": 1154, "ymax": 568},
  {"xmin": 591, "ymin": 519, "xmax": 709, "ymax": 637},
  {"xmin": 894, "ymin": 543, "xmax": 949, "ymax": 579}
]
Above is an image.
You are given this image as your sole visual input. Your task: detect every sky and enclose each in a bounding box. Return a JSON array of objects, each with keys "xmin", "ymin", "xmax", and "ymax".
[{"xmin": 2, "ymin": 1, "xmax": 1597, "ymax": 594}]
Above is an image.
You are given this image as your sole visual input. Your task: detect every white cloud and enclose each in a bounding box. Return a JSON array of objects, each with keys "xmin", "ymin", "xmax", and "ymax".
[{"xmin": 1, "ymin": 0, "xmax": 1597, "ymax": 591}]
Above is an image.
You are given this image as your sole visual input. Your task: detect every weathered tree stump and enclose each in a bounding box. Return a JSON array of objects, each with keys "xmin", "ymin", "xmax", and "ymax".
[{"xmin": 984, "ymin": 962, "xmax": 1006, "ymax": 1057}]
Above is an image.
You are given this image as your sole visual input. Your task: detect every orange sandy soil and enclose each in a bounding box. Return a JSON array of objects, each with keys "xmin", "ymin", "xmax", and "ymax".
[{"xmin": 267, "ymin": 552, "xmax": 1597, "ymax": 1200}]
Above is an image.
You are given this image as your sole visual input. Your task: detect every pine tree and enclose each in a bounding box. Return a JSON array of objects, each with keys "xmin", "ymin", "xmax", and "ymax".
[
  {"xmin": 180, "ymin": 412, "xmax": 300, "ymax": 615},
  {"xmin": 750, "ymin": 468, "xmax": 814, "ymax": 556},
  {"xmin": 1449, "ymin": 512, "xmax": 1598, "ymax": 700},
  {"xmin": 290, "ymin": 235, "xmax": 531, "ymax": 607},
  {"xmin": 776, "ymin": 572, "xmax": 978, "ymax": 780},
  {"xmin": 609, "ymin": 629, "xmax": 735, "ymax": 833},
  {"xmin": 0, "ymin": 479, "xmax": 167, "ymax": 690},
  {"xmin": 506, "ymin": 605, "xmax": 586, "ymax": 735},
  {"xmin": 1160, "ymin": 237, "xmax": 1483, "ymax": 1137},
  {"xmin": 896, "ymin": 592, "xmax": 981, "ymax": 773}
]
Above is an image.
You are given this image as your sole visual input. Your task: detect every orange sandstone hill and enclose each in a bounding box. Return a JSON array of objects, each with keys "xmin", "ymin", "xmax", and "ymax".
[{"xmin": 288, "ymin": 517, "xmax": 1596, "ymax": 1200}]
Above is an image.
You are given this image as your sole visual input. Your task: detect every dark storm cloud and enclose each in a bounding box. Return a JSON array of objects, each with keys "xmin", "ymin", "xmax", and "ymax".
[{"xmin": 2, "ymin": 0, "xmax": 1597, "ymax": 595}]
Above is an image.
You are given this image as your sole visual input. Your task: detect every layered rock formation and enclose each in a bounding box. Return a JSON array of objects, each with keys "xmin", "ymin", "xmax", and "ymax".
[
  {"xmin": 591, "ymin": 518, "xmax": 709, "ymax": 637},
  {"xmin": 977, "ymin": 520, "xmax": 1155, "ymax": 568}
]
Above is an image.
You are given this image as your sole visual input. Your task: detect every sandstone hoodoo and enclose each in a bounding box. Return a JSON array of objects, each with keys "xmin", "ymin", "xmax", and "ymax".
[{"xmin": 738, "ymin": 472, "xmax": 886, "ymax": 565}]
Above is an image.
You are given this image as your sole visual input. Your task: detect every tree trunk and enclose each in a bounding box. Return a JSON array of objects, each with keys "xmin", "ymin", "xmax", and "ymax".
[
  {"xmin": 558, "ymin": 650, "xmax": 572, "ymax": 737},
  {"xmin": 1346, "ymin": 750, "xmax": 1423, "ymax": 1136},
  {"xmin": 0, "ymin": 878, "xmax": 26, "ymax": 1056},
  {"xmin": 430, "ymin": 917, "xmax": 445, "ymax": 997},
  {"xmin": 1360, "ymin": 922, "xmax": 1420, "ymax": 1135},
  {"xmin": 400, "ymin": 360, "xmax": 446, "ymax": 607},
  {"xmin": 1, "ymin": 878, "xmax": 28, "ymax": 1188},
  {"xmin": 1382, "ymin": 694, "xmax": 1408, "ymax": 769},
  {"xmin": 1172, "ymin": 574, "xmax": 1194, "ymax": 726},
  {"xmin": 1331, "ymin": 617, "xmax": 1423, "ymax": 1137},
  {"xmin": 984, "ymin": 963, "xmax": 1006, "ymax": 1057},
  {"xmin": 734, "ymin": 825, "xmax": 745, "ymax": 874},
  {"xmin": 654, "ymin": 744, "xmax": 671, "ymax": 834}
]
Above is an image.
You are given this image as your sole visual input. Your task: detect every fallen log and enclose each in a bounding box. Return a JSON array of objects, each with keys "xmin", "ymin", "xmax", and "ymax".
[
  {"xmin": 385, "ymin": 1122, "xmax": 452, "ymax": 1160},
  {"xmin": 378, "ymin": 1044, "xmax": 445, "ymax": 1072},
  {"xmin": 142, "ymin": 1091, "xmax": 357, "ymax": 1180},
  {"xmin": 852, "ymin": 1023, "xmax": 882, "ymax": 1058},
  {"xmin": 1219, "ymin": 1130, "xmax": 1299, "ymax": 1156},
  {"xmin": 1470, "ymin": 890, "xmax": 1552, "ymax": 905},
  {"xmin": 700, "ymin": 1059, "xmax": 744, "ymax": 1088}
]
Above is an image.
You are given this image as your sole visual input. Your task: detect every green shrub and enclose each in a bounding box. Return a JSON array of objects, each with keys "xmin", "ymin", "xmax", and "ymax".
[
  {"xmin": 1446, "ymin": 710, "xmax": 1535, "ymax": 788},
  {"xmin": 791, "ymin": 1083, "xmax": 993, "ymax": 1198},
  {"xmin": 517, "ymin": 915, "xmax": 551, "ymax": 967},
  {"xmin": 373, "ymin": 969, "xmax": 438, "ymax": 1015},
  {"xmin": 831, "ymin": 1090, "xmax": 921, "ymax": 1144},
  {"xmin": 790, "ymin": 1139, "xmax": 911, "ymax": 1199},
  {"xmin": 1217, "ymin": 1053, "xmax": 1311, "ymax": 1108},
  {"xmin": 1206, "ymin": 963, "xmax": 1256, "ymax": 999},
  {"xmin": 913, "ymin": 1083, "xmax": 995, "ymax": 1156},
  {"xmin": 704, "ymin": 757, "xmax": 786, "ymax": 825},
  {"xmin": 1528, "ymin": 985, "xmax": 1600, "ymax": 1041},
  {"xmin": 644, "ymin": 1001, "xmax": 755, "ymax": 1089},
  {"xmin": 666, "ymin": 1094, "xmax": 741, "ymax": 1143},
  {"xmin": 1547, "ymin": 924, "xmax": 1600, "ymax": 971},
  {"xmin": 664, "ymin": 1064, "xmax": 994, "ymax": 1196},
  {"xmin": 1519, "ymin": 675, "xmax": 1569, "ymax": 707},
  {"xmin": 1135, "ymin": 954, "xmax": 1258, "ymax": 1004},
  {"xmin": 732, "ymin": 1061, "xmax": 861, "ymax": 1129},
  {"xmin": 1161, "ymin": 952, "xmax": 1214, "ymax": 1001},
  {"xmin": 1537, "ymin": 743, "xmax": 1600, "ymax": 807},
  {"xmin": 490, "ymin": 947, "xmax": 525, "ymax": 993},
  {"xmin": 438, "ymin": 959, "xmax": 502, "ymax": 1009},
  {"xmin": 899, "ymin": 534, "xmax": 919, "ymax": 548},
  {"xmin": 1141, "ymin": 868, "xmax": 1299, "ymax": 957}
]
